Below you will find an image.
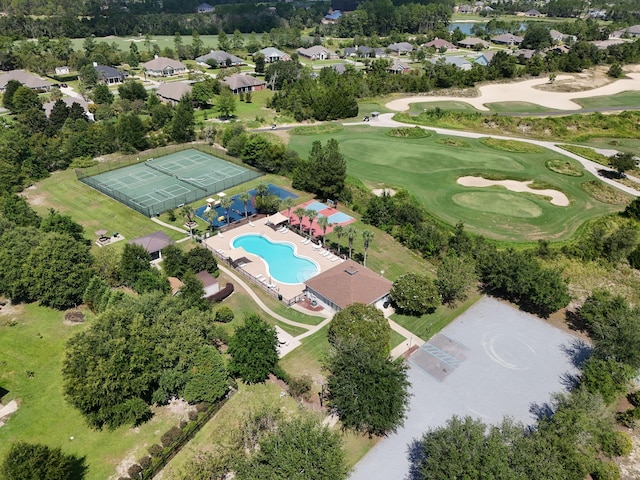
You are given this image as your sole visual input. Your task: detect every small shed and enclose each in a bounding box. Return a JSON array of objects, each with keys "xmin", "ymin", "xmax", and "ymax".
[
  {"xmin": 196, "ymin": 271, "xmax": 220, "ymax": 298},
  {"xmin": 128, "ymin": 231, "xmax": 174, "ymax": 261}
]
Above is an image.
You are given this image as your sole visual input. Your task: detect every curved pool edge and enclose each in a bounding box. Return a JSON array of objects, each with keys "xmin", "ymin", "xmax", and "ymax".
[{"xmin": 230, "ymin": 232, "xmax": 321, "ymax": 285}]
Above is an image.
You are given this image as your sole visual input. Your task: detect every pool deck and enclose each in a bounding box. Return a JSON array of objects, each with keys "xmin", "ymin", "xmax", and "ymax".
[{"xmin": 203, "ymin": 221, "xmax": 344, "ymax": 301}]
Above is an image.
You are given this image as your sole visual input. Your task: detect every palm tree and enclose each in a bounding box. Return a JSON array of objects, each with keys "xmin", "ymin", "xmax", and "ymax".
[
  {"xmin": 238, "ymin": 191, "xmax": 251, "ymax": 218},
  {"xmin": 362, "ymin": 230, "xmax": 374, "ymax": 266},
  {"xmin": 180, "ymin": 205, "xmax": 195, "ymax": 237},
  {"xmin": 333, "ymin": 225, "xmax": 344, "ymax": 255},
  {"xmin": 280, "ymin": 197, "xmax": 295, "ymax": 223},
  {"xmin": 255, "ymin": 182, "xmax": 268, "ymax": 199},
  {"xmin": 305, "ymin": 209, "xmax": 318, "ymax": 238},
  {"xmin": 204, "ymin": 207, "xmax": 216, "ymax": 231},
  {"xmin": 345, "ymin": 226, "xmax": 357, "ymax": 259},
  {"xmin": 220, "ymin": 196, "xmax": 233, "ymax": 226},
  {"xmin": 294, "ymin": 207, "xmax": 306, "ymax": 234},
  {"xmin": 317, "ymin": 216, "xmax": 330, "ymax": 245}
]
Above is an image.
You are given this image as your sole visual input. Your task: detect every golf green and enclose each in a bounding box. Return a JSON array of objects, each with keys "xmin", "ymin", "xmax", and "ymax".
[{"xmin": 288, "ymin": 127, "xmax": 622, "ymax": 242}]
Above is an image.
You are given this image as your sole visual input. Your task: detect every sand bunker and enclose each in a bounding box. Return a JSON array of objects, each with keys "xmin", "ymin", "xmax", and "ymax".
[{"xmin": 457, "ymin": 176, "xmax": 569, "ymax": 206}]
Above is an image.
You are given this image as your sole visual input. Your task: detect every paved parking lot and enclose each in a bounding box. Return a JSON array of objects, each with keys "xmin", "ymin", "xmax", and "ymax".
[{"xmin": 351, "ymin": 296, "xmax": 582, "ymax": 480}]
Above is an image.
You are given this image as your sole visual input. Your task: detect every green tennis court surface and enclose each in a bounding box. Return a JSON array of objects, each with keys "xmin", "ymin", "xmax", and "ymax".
[{"xmin": 80, "ymin": 149, "xmax": 261, "ymax": 216}]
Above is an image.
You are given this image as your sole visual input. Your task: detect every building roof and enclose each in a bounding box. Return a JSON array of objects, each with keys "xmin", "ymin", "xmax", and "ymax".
[
  {"xmin": 297, "ymin": 45, "xmax": 333, "ymax": 57},
  {"xmin": 222, "ymin": 73, "xmax": 265, "ymax": 91},
  {"xmin": 256, "ymin": 47, "xmax": 287, "ymax": 58},
  {"xmin": 458, "ymin": 37, "xmax": 489, "ymax": 48},
  {"xmin": 430, "ymin": 56, "xmax": 473, "ymax": 68},
  {"xmin": 389, "ymin": 59, "xmax": 410, "ymax": 72},
  {"xmin": 42, "ymin": 97, "xmax": 92, "ymax": 117},
  {"xmin": 423, "ymin": 38, "xmax": 456, "ymax": 50},
  {"xmin": 324, "ymin": 10, "xmax": 342, "ymax": 20},
  {"xmin": 0, "ymin": 69, "xmax": 53, "ymax": 90},
  {"xmin": 331, "ymin": 63, "xmax": 347, "ymax": 74},
  {"xmin": 491, "ymin": 33, "xmax": 524, "ymax": 44},
  {"xmin": 387, "ymin": 42, "xmax": 413, "ymax": 52},
  {"xmin": 196, "ymin": 50, "xmax": 244, "ymax": 65},
  {"xmin": 525, "ymin": 8, "xmax": 541, "ymax": 15},
  {"xmin": 514, "ymin": 49, "xmax": 546, "ymax": 59},
  {"xmin": 142, "ymin": 56, "xmax": 187, "ymax": 71},
  {"xmin": 628, "ymin": 25, "xmax": 640, "ymax": 35},
  {"xmin": 168, "ymin": 276, "xmax": 184, "ymax": 295},
  {"xmin": 156, "ymin": 82, "xmax": 193, "ymax": 101},
  {"xmin": 477, "ymin": 50, "xmax": 498, "ymax": 63},
  {"xmin": 128, "ymin": 231, "xmax": 174, "ymax": 254},
  {"xmin": 195, "ymin": 270, "xmax": 218, "ymax": 288},
  {"xmin": 304, "ymin": 259, "xmax": 392, "ymax": 310},
  {"xmin": 94, "ymin": 64, "xmax": 128, "ymax": 80}
]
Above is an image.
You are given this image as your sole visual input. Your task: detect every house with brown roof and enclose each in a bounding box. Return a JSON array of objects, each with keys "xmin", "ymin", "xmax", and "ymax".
[
  {"xmin": 0, "ymin": 69, "xmax": 54, "ymax": 92},
  {"xmin": 457, "ymin": 37, "xmax": 489, "ymax": 49},
  {"xmin": 388, "ymin": 59, "xmax": 410, "ymax": 74},
  {"xmin": 491, "ymin": 33, "xmax": 524, "ymax": 46},
  {"xmin": 156, "ymin": 82, "xmax": 193, "ymax": 104},
  {"xmin": 304, "ymin": 259, "xmax": 392, "ymax": 312},
  {"xmin": 423, "ymin": 38, "xmax": 456, "ymax": 51},
  {"xmin": 221, "ymin": 74, "xmax": 266, "ymax": 94},
  {"xmin": 296, "ymin": 45, "xmax": 339, "ymax": 60},
  {"xmin": 141, "ymin": 56, "xmax": 188, "ymax": 77},
  {"xmin": 128, "ymin": 231, "xmax": 174, "ymax": 261}
]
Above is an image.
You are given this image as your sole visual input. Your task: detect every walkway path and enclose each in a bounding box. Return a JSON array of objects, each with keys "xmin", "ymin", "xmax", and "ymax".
[
  {"xmin": 347, "ymin": 114, "xmax": 640, "ymax": 197},
  {"xmin": 150, "ymin": 216, "xmax": 191, "ymax": 233}
]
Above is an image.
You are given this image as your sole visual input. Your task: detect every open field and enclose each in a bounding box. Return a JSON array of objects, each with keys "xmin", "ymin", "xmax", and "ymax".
[
  {"xmin": 288, "ymin": 126, "xmax": 621, "ymax": 241},
  {"xmin": 574, "ymin": 90, "xmax": 640, "ymax": 109},
  {"xmin": 67, "ymin": 34, "xmax": 264, "ymax": 53},
  {"xmin": 0, "ymin": 305, "xmax": 183, "ymax": 480}
]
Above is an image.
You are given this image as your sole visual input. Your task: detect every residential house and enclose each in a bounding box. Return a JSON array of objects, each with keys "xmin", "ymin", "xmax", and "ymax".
[
  {"xmin": 195, "ymin": 271, "xmax": 220, "ymax": 298},
  {"xmin": 457, "ymin": 37, "xmax": 489, "ymax": 49},
  {"xmin": 343, "ymin": 45, "xmax": 387, "ymax": 58},
  {"xmin": 474, "ymin": 50, "xmax": 498, "ymax": 66},
  {"xmin": 156, "ymin": 82, "xmax": 193, "ymax": 104},
  {"xmin": 590, "ymin": 39, "xmax": 625, "ymax": 50},
  {"xmin": 331, "ymin": 63, "xmax": 347, "ymax": 74},
  {"xmin": 43, "ymin": 97, "xmax": 94, "ymax": 121},
  {"xmin": 296, "ymin": 45, "xmax": 338, "ymax": 60},
  {"xmin": 0, "ymin": 69, "xmax": 53, "ymax": 92},
  {"xmin": 423, "ymin": 38, "xmax": 456, "ymax": 51},
  {"xmin": 196, "ymin": 50, "xmax": 244, "ymax": 68},
  {"xmin": 614, "ymin": 25, "xmax": 640, "ymax": 38},
  {"xmin": 94, "ymin": 64, "xmax": 128, "ymax": 84},
  {"xmin": 255, "ymin": 47, "xmax": 291, "ymax": 63},
  {"xmin": 222, "ymin": 74, "xmax": 266, "ymax": 94},
  {"xmin": 55, "ymin": 66, "xmax": 70, "ymax": 75},
  {"xmin": 387, "ymin": 42, "xmax": 413, "ymax": 54},
  {"xmin": 491, "ymin": 33, "xmax": 523, "ymax": 46},
  {"xmin": 322, "ymin": 9, "xmax": 342, "ymax": 24},
  {"xmin": 197, "ymin": 3, "xmax": 214, "ymax": 13},
  {"xmin": 168, "ymin": 277, "xmax": 184, "ymax": 296},
  {"xmin": 128, "ymin": 231, "xmax": 174, "ymax": 261},
  {"xmin": 304, "ymin": 259, "xmax": 392, "ymax": 313},
  {"xmin": 429, "ymin": 56, "xmax": 473, "ymax": 70},
  {"xmin": 141, "ymin": 56, "xmax": 188, "ymax": 77},
  {"xmin": 550, "ymin": 29, "xmax": 576, "ymax": 43},
  {"xmin": 524, "ymin": 9, "xmax": 541, "ymax": 17},
  {"xmin": 388, "ymin": 59, "xmax": 410, "ymax": 74},
  {"xmin": 514, "ymin": 49, "xmax": 546, "ymax": 60},
  {"xmin": 457, "ymin": 4, "xmax": 476, "ymax": 14}
]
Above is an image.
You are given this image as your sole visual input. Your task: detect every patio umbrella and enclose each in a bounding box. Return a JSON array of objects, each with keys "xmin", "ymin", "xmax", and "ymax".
[
  {"xmin": 217, "ymin": 192, "xmax": 227, "ymax": 198},
  {"xmin": 206, "ymin": 197, "xmax": 215, "ymax": 203},
  {"xmin": 95, "ymin": 229, "xmax": 107, "ymax": 236}
]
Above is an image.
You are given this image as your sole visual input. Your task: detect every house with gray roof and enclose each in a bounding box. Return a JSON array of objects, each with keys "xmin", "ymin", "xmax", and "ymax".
[
  {"xmin": 457, "ymin": 37, "xmax": 489, "ymax": 49},
  {"xmin": 221, "ymin": 74, "xmax": 266, "ymax": 94},
  {"xmin": 343, "ymin": 46, "xmax": 387, "ymax": 58},
  {"xmin": 94, "ymin": 64, "xmax": 128, "ymax": 84},
  {"xmin": 196, "ymin": 50, "xmax": 244, "ymax": 68},
  {"xmin": 423, "ymin": 38, "xmax": 456, "ymax": 51},
  {"xmin": 129, "ymin": 231, "xmax": 174, "ymax": 261},
  {"xmin": 43, "ymin": 97, "xmax": 94, "ymax": 121},
  {"xmin": 255, "ymin": 47, "xmax": 291, "ymax": 63},
  {"xmin": 474, "ymin": 50, "xmax": 498, "ymax": 66},
  {"xmin": 296, "ymin": 45, "xmax": 338, "ymax": 60},
  {"xmin": 524, "ymin": 8, "xmax": 541, "ymax": 17},
  {"xmin": 387, "ymin": 42, "xmax": 413, "ymax": 54},
  {"xmin": 0, "ymin": 69, "xmax": 53, "ymax": 92},
  {"xmin": 491, "ymin": 33, "xmax": 523, "ymax": 46},
  {"xmin": 141, "ymin": 56, "xmax": 188, "ymax": 77},
  {"xmin": 197, "ymin": 3, "xmax": 214, "ymax": 13},
  {"xmin": 514, "ymin": 49, "xmax": 546, "ymax": 60},
  {"xmin": 429, "ymin": 56, "xmax": 473, "ymax": 70},
  {"xmin": 550, "ymin": 29, "xmax": 576, "ymax": 43},
  {"xmin": 156, "ymin": 82, "xmax": 193, "ymax": 104},
  {"xmin": 388, "ymin": 59, "xmax": 410, "ymax": 74}
]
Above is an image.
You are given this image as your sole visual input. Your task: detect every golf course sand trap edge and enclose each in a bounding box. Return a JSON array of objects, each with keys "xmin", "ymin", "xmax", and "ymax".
[{"xmin": 457, "ymin": 176, "xmax": 570, "ymax": 206}]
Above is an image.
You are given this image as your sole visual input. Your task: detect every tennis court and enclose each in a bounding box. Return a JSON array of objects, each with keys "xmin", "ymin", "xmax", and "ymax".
[{"xmin": 79, "ymin": 149, "xmax": 262, "ymax": 216}]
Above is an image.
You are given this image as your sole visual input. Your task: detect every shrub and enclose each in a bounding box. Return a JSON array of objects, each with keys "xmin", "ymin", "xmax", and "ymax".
[
  {"xmin": 214, "ymin": 305, "xmax": 234, "ymax": 323},
  {"xmin": 628, "ymin": 390, "xmax": 640, "ymax": 407},
  {"xmin": 148, "ymin": 444, "xmax": 163, "ymax": 458},
  {"xmin": 166, "ymin": 208, "xmax": 176, "ymax": 222},
  {"xmin": 138, "ymin": 456, "xmax": 152, "ymax": 470},
  {"xmin": 590, "ymin": 460, "xmax": 620, "ymax": 480},
  {"xmin": 196, "ymin": 402, "xmax": 211, "ymax": 413},
  {"xmin": 180, "ymin": 420, "xmax": 188, "ymax": 429},
  {"xmin": 188, "ymin": 409, "xmax": 199, "ymax": 421},
  {"xmin": 127, "ymin": 463, "xmax": 142, "ymax": 478},
  {"xmin": 288, "ymin": 374, "xmax": 313, "ymax": 399},
  {"xmin": 161, "ymin": 426, "xmax": 182, "ymax": 448},
  {"xmin": 615, "ymin": 409, "xmax": 636, "ymax": 428},
  {"xmin": 628, "ymin": 247, "xmax": 640, "ymax": 269},
  {"xmin": 387, "ymin": 127, "xmax": 430, "ymax": 138}
]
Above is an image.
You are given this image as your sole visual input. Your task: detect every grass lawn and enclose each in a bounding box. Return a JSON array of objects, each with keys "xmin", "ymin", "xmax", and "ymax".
[
  {"xmin": 287, "ymin": 126, "xmax": 622, "ymax": 242},
  {"xmin": 20, "ymin": 169, "xmax": 184, "ymax": 243},
  {"xmin": 483, "ymin": 101, "xmax": 561, "ymax": 113},
  {"xmin": 392, "ymin": 293, "xmax": 482, "ymax": 340},
  {"xmin": 408, "ymin": 101, "xmax": 480, "ymax": 114},
  {"xmin": 578, "ymin": 137, "xmax": 640, "ymax": 156},
  {"xmin": 0, "ymin": 305, "xmax": 182, "ymax": 480},
  {"xmin": 574, "ymin": 91, "xmax": 640, "ymax": 110}
]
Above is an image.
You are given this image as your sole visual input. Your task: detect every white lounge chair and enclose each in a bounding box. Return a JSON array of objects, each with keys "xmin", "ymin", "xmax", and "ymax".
[
  {"xmin": 280, "ymin": 227, "xmax": 288, "ymax": 234},
  {"xmin": 249, "ymin": 221, "xmax": 255, "ymax": 227},
  {"xmin": 322, "ymin": 251, "xmax": 331, "ymax": 257},
  {"xmin": 300, "ymin": 237, "xmax": 307, "ymax": 243},
  {"xmin": 216, "ymin": 249, "xmax": 225, "ymax": 254},
  {"xmin": 331, "ymin": 256, "xmax": 339, "ymax": 262},
  {"xmin": 217, "ymin": 232, "xmax": 224, "ymax": 238},
  {"xmin": 312, "ymin": 243, "xmax": 322, "ymax": 250}
]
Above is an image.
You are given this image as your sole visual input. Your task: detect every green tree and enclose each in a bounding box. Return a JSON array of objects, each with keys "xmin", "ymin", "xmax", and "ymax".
[
  {"xmin": 581, "ymin": 357, "xmax": 636, "ymax": 405},
  {"xmin": 237, "ymin": 415, "xmax": 349, "ymax": 480},
  {"xmin": 306, "ymin": 139, "xmax": 347, "ymax": 200},
  {"xmin": 116, "ymin": 112, "xmax": 147, "ymax": 151},
  {"xmin": 328, "ymin": 303, "xmax": 391, "ymax": 357},
  {"xmin": 12, "ymin": 86, "xmax": 40, "ymax": 113},
  {"xmin": 220, "ymin": 195, "xmax": 233, "ymax": 226},
  {"xmin": 294, "ymin": 206, "xmax": 306, "ymax": 234},
  {"xmin": 609, "ymin": 152, "xmax": 636, "ymax": 178},
  {"xmin": 318, "ymin": 216, "xmax": 330, "ymax": 245},
  {"xmin": 2, "ymin": 79, "xmax": 22, "ymax": 111},
  {"xmin": 191, "ymin": 29, "xmax": 204, "ymax": 58},
  {"xmin": 253, "ymin": 53, "xmax": 265, "ymax": 74},
  {"xmin": 362, "ymin": 230, "xmax": 373, "ymax": 266},
  {"xmin": 92, "ymin": 84, "xmax": 113, "ymax": 104},
  {"xmin": 118, "ymin": 79, "xmax": 148, "ymax": 101},
  {"xmin": 305, "ymin": 208, "xmax": 317, "ymax": 238},
  {"xmin": 128, "ymin": 41, "xmax": 140, "ymax": 67},
  {"xmin": 0, "ymin": 227, "xmax": 39, "ymax": 302},
  {"xmin": 178, "ymin": 270, "xmax": 206, "ymax": 310},
  {"xmin": 170, "ymin": 96, "xmax": 195, "ymax": 143},
  {"xmin": 40, "ymin": 208, "xmax": 85, "ymax": 243},
  {"xmin": 228, "ymin": 314, "xmax": 279, "ymax": 383},
  {"xmin": 119, "ymin": 243, "xmax": 152, "ymax": 287},
  {"xmin": 182, "ymin": 345, "xmax": 229, "ymax": 404},
  {"xmin": 217, "ymin": 30, "xmax": 230, "ymax": 51},
  {"xmin": 187, "ymin": 246, "xmax": 218, "ymax": 274},
  {"xmin": 333, "ymin": 224, "xmax": 344, "ymax": 255},
  {"xmin": 162, "ymin": 244, "xmax": 186, "ymax": 277},
  {"xmin": 24, "ymin": 232, "xmax": 93, "ymax": 309},
  {"xmin": 522, "ymin": 23, "xmax": 553, "ymax": 50},
  {"xmin": 238, "ymin": 191, "xmax": 251, "ymax": 218},
  {"xmin": 390, "ymin": 273, "xmax": 440, "ymax": 316},
  {"xmin": 326, "ymin": 339, "xmax": 410, "ymax": 437},
  {"xmin": 216, "ymin": 87, "xmax": 236, "ymax": 119},
  {"xmin": 49, "ymin": 99, "xmax": 69, "ymax": 130},
  {"xmin": 436, "ymin": 253, "xmax": 477, "ymax": 306},
  {"xmin": 2, "ymin": 442, "xmax": 86, "ymax": 480},
  {"xmin": 78, "ymin": 64, "xmax": 98, "ymax": 88},
  {"xmin": 231, "ymin": 29, "xmax": 244, "ymax": 50},
  {"xmin": 280, "ymin": 197, "xmax": 295, "ymax": 224},
  {"xmin": 345, "ymin": 225, "xmax": 357, "ymax": 259}
]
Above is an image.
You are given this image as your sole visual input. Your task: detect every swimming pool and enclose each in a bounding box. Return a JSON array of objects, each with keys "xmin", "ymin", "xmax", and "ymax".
[{"xmin": 232, "ymin": 234, "xmax": 319, "ymax": 284}]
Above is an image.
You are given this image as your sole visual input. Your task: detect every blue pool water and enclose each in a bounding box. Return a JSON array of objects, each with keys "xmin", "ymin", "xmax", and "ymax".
[{"xmin": 232, "ymin": 234, "xmax": 319, "ymax": 284}]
